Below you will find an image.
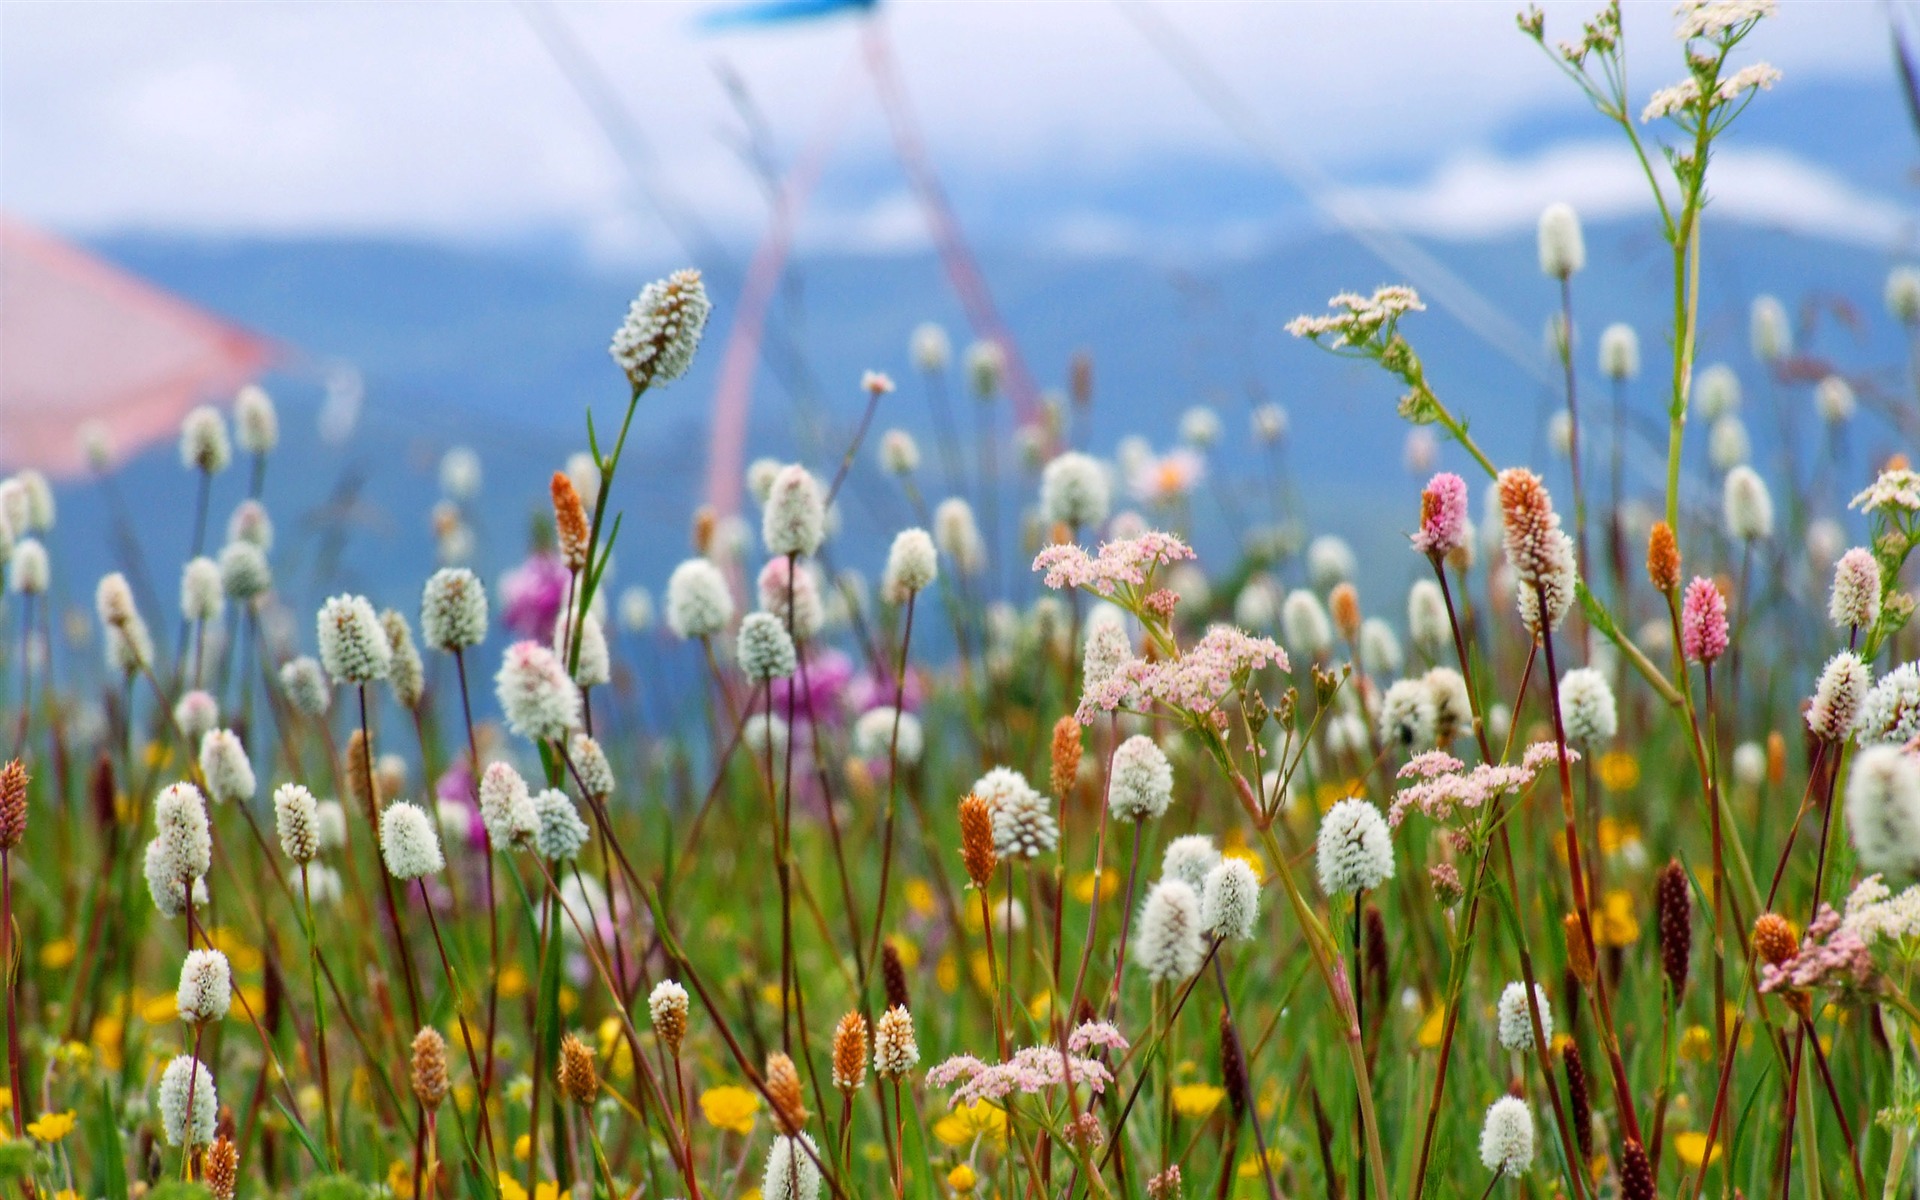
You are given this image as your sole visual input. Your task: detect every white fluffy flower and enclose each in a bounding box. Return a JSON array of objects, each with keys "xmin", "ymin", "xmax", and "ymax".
[
  {"xmin": 1697, "ymin": 363, "xmax": 1741, "ymax": 420},
  {"xmin": 199, "ymin": 729, "xmax": 256, "ymax": 804},
  {"xmin": 977, "ymin": 766, "xmax": 1056, "ymax": 859},
  {"xmin": 154, "ymin": 782, "xmax": 212, "ymax": 888},
  {"xmin": 440, "ymin": 446, "xmax": 481, "ymax": 500},
  {"xmin": 275, "ymin": 783, "xmax": 320, "ymax": 863},
  {"xmin": 422, "ymin": 568, "xmax": 488, "ymax": 650},
  {"xmin": 235, "ymin": 384, "xmax": 278, "ymax": 455},
  {"xmin": 737, "ymin": 612, "xmax": 798, "ymax": 683},
  {"xmin": 743, "ymin": 713, "xmax": 790, "ymax": 758},
  {"xmin": 569, "ymin": 732, "xmax": 617, "ymax": 799},
  {"xmin": 610, "ymin": 269, "xmax": 711, "ymax": 390},
  {"xmin": 1109, "ymin": 735, "xmax": 1174, "ymax": 821},
  {"xmin": 532, "ymin": 789, "xmax": 592, "ymax": 861},
  {"xmin": 1200, "ymin": 858, "xmax": 1260, "ymax": 941},
  {"xmin": 317, "ymin": 594, "xmax": 391, "ymax": 683},
  {"xmin": 763, "ymin": 465, "xmax": 827, "ymax": 558},
  {"xmin": 553, "ymin": 608, "xmax": 610, "ymax": 689},
  {"xmin": 227, "ymin": 499, "xmax": 273, "ymax": 551},
  {"xmin": 1359, "ymin": 618, "xmax": 1402, "ymax": 676},
  {"xmin": 763, "ymin": 1133, "xmax": 823, "ymax": 1200},
  {"xmin": 1829, "ymin": 548, "xmax": 1882, "ymax": 632},
  {"xmin": 1379, "ymin": 678, "xmax": 1438, "ymax": 753},
  {"xmin": 910, "ymin": 322, "xmax": 951, "ymax": 372},
  {"xmin": 1282, "ymin": 589, "xmax": 1333, "ymax": 657},
  {"xmin": 8, "ymin": 538, "xmax": 46, "ymax": 595},
  {"xmin": 933, "ymin": 498, "xmax": 985, "ymax": 576},
  {"xmin": 965, "ymin": 340, "xmax": 1006, "ymax": 398},
  {"xmin": 758, "ymin": 558, "xmax": 823, "ymax": 641},
  {"xmin": 1479, "ymin": 1096, "xmax": 1534, "ymax": 1176},
  {"xmin": 1888, "ymin": 265, "xmax": 1920, "ymax": 325},
  {"xmin": 1598, "ymin": 323, "xmax": 1639, "ymax": 381},
  {"xmin": 495, "ymin": 640, "xmax": 582, "ymax": 743},
  {"xmin": 11, "ymin": 471, "xmax": 53, "ymax": 533},
  {"xmin": 1815, "ymin": 375, "xmax": 1856, "ymax": 425},
  {"xmin": 1424, "ymin": 667, "xmax": 1473, "ymax": 747},
  {"xmin": 1808, "ymin": 651, "xmax": 1870, "ymax": 741},
  {"xmin": 666, "ymin": 558, "xmax": 734, "ymax": 640},
  {"xmin": 1722, "ymin": 466, "xmax": 1773, "ymax": 541},
  {"xmin": 1497, "ymin": 981, "xmax": 1552, "ymax": 1051},
  {"xmin": 479, "ymin": 762, "xmax": 540, "ymax": 850},
  {"xmin": 874, "ymin": 1005, "xmax": 919, "ymax": 1076},
  {"xmin": 1316, "ymin": 799, "xmax": 1393, "ymax": 897},
  {"xmin": 1081, "ymin": 606, "xmax": 1133, "ymax": 692},
  {"xmin": 1557, "ymin": 668, "xmax": 1617, "ymax": 746},
  {"xmin": 217, "ymin": 540, "xmax": 271, "ymax": 603},
  {"xmin": 1709, "ymin": 414, "xmax": 1750, "ymax": 471},
  {"xmin": 1307, "ymin": 536, "xmax": 1356, "ymax": 590},
  {"xmin": 179, "ymin": 405, "xmax": 231, "ymax": 474},
  {"xmin": 853, "ymin": 707, "xmax": 923, "ymax": 766},
  {"xmin": 1180, "ymin": 406, "xmax": 1222, "ymax": 448},
  {"xmin": 881, "ymin": 527, "xmax": 938, "ymax": 601},
  {"xmin": 1856, "ymin": 664, "xmax": 1920, "ymax": 748},
  {"xmin": 380, "ymin": 801, "xmax": 445, "ymax": 879},
  {"xmin": 1134, "ymin": 879, "xmax": 1206, "ymax": 983},
  {"xmin": 1407, "ymin": 580, "xmax": 1449, "ymax": 657},
  {"xmin": 176, "ymin": 949, "xmax": 232, "ymax": 1024},
  {"xmin": 315, "ymin": 800, "xmax": 348, "ymax": 853},
  {"xmin": 618, "ymin": 586, "xmax": 653, "ymax": 633},
  {"xmin": 1846, "ymin": 745, "xmax": 1920, "ymax": 878},
  {"xmin": 97, "ymin": 572, "xmax": 153, "ymax": 676},
  {"xmin": 180, "ymin": 557, "xmax": 224, "ymax": 623},
  {"xmin": 1537, "ymin": 202, "xmax": 1584, "ymax": 278},
  {"xmin": 878, "ymin": 429, "xmax": 919, "ymax": 476},
  {"xmin": 145, "ymin": 839, "xmax": 206, "ymax": 917},
  {"xmin": 1750, "ymin": 293, "xmax": 1791, "ymax": 363},
  {"xmin": 1040, "ymin": 451, "xmax": 1112, "ymax": 529},
  {"xmin": 280, "ymin": 657, "xmax": 330, "ymax": 717},
  {"xmin": 382, "ymin": 610, "xmax": 426, "ymax": 709},
  {"xmin": 174, "ymin": 691, "xmax": 219, "ymax": 745},
  {"xmin": 1162, "ymin": 835, "xmax": 1221, "ymax": 893},
  {"xmin": 158, "ymin": 1055, "xmax": 218, "ymax": 1147}
]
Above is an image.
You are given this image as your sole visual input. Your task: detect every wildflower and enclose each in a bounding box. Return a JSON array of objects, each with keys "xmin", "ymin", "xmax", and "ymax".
[
  {"xmin": 743, "ymin": 714, "xmax": 790, "ymax": 758},
  {"xmin": 174, "ymin": 691, "xmax": 218, "ymax": 745},
  {"xmin": 411, "ymin": 1027, "xmax": 449, "ymax": 1111},
  {"xmin": 1163, "ymin": 835, "xmax": 1221, "ymax": 894},
  {"xmin": 1723, "ymin": 465, "xmax": 1774, "ymax": 540},
  {"xmin": 495, "ymin": 640, "xmax": 582, "ymax": 743},
  {"xmin": 158, "ymin": 1055, "xmax": 218, "ymax": 1146},
  {"xmin": 1497, "ymin": 981, "xmax": 1552, "ymax": 1051},
  {"xmin": 1134, "ymin": 879, "xmax": 1205, "ymax": 982},
  {"xmin": 976, "ymin": 766, "xmax": 1057, "ymax": 859},
  {"xmin": 1647, "ymin": 520, "xmax": 1681, "ymax": 593},
  {"xmin": 1853, "ymin": 467, "xmax": 1920, "ymax": 515},
  {"xmin": 1200, "ymin": 858, "xmax": 1260, "ymax": 941},
  {"xmin": 958, "ymin": 793, "xmax": 999, "ymax": 889},
  {"xmin": 874, "ymin": 1005, "xmax": 919, "ymax": 1077},
  {"xmin": 417, "ymin": 567, "xmax": 488, "ymax": 652},
  {"xmin": 25, "ymin": 1110, "xmax": 75, "ymax": 1143},
  {"xmin": 966, "ymin": 340, "xmax": 1005, "ymax": 397},
  {"xmin": 1430, "ymin": 862, "xmax": 1464, "ymax": 907},
  {"xmin": 0, "ymin": 760, "xmax": 25, "ymax": 850},
  {"xmin": 948, "ymin": 1164, "xmax": 978, "ymax": 1192},
  {"xmin": 1033, "ymin": 530, "xmax": 1195, "ymax": 599},
  {"xmin": 665, "ymin": 558, "xmax": 734, "ymax": 639},
  {"xmin": 1171, "ymin": 1084, "xmax": 1225, "ymax": 1119},
  {"xmin": 1317, "ymin": 798, "xmax": 1393, "ymax": 895},
  {"xmin": 611, "ymin": 269, "xmax": 710, "ymax": 390},
  {"xmin": 1040, "ymin": 452, "xmax": 1112, "ymax": 528},
  {"xmin": 1844, "ymin": 745, "xmax": 1920, "ymax": 877},
  {"xmin": 1657, "ymin": 859, "xmax": 1693, "ymax": 995},
  {"xmin": 1109, "ymin": 735, "xmax": 1174, "ymax": 821},
  {"xmin": 1599, "ymin": 323, "xmax": 1639, "ymax": 380},
  {"xmin": 1808, "ymin": 651, "xmax": 1870, "ymax": 741},
  {"xmin": 274, "ymin": 784, "xmax": 320, "ymax": 865},
  {"xmin": 1829, "ymin": 549, "xmax": 1881, "ymax": 631},
  {"xmin": 557, "ymin": 1034, "xmax": 598, "ymax": 1107},
  {"xmin": 763, "ymin": 1051, "xmax": 807, "ymax": 1133},
  {"xmin": 879, "ymin": 527, "xmax": 939, "ymax": 605},
  {"xmin": 1479, "ymin": 1096, "xmax": 1534, "ymax": 1176},
  {"xmin": 227, "ymin": 498, "xmax": 272, "ymax": 550},
  {"xmin": 1285, "ymin": 285, "xmax": 1426, "ymax": 350},
  {"xmin": 1814, "ymin": 375, "xmax": 1856, "ymax": 425},
  {"xmin": 737, "ymin": 613, "xmax": 798, "ymax": 683},
  {"xmin": 643, "ymin": 980, "xmax": 689, "ymax": 1055},
  {"xmin": 96, "ymin": 572, "xmax": 153, "ymax": 676},
  {"xmin": 317, "ymin": 594, "xmax": 391, "ymax": 684},
  {"xmin": 1709, "ymin": 415, "xmax": 1750, "ymax": 470},
  {"xmin": 175, "ymin": 949, "xmax": 232, "ymax": 1025},
  {"xmin": 1759, "ymin": 904, "xmax": 1871, "ymax": 994},
  {"xmin": 763, "ymin": 465, "xmax": 827, "ymax": 559},
  {"xmin": 1537, "ymin": 202, "xmax": 1584, "ymax": 279},
  {"xmin": 1406, "ymin": 582, "xmax": 1449, "ymax": 659},
  {"xmin": 1424, "ymin": 667, "xmax": 1472, "ymax": 746},
  {"xmin": 1889, "ymin": 265, "xmax": 1920, "ymax": 325},
  {"xmin": 179, "ymin": 557, "xmax": 224, "ymax": 624},
  {"xmin": 877, "ymin": 429, "xmax": 918, "ymax": 476},
  {"xmin": 852, "ymin": 708, "xmax": 922, "ymax": 767},
  {"xmin": 1555, "ymin": 668, "xmax": 1616, "ymax": 746},
  {"xmin": 154, "ymin": 782, "xmax": 212, "ymax": 889},
  {"xmin": 934, "ymin": 498, "xmax": 986, "ymax": 576},
  {"xmin": 211, "ymin": 540, "xmax": 269, "ymax": 606},
  {"xmin": 380, "ymin": 801, "xmax": 444, "ymax": 879},
  {"xmin": 831, "ymin": 1012, "xmax": 867, "ymax": 1091},
  {"xmin": 1674, "ymin": 578, "xmax": 1729, "ymax": 667},
  {"xmin": 193, "ymin": 728, "xmax": 253, "ymax": 806},
  {"xmin": 1411, "ymin": 472, "xmax": 1469, "ymax": 557},
  {"xmin": 479, "ymin": 762, "xmax": 540, "ymax": 850},
  {"xmin": 1380, "ymin": 678, "xmax": 1438, "ymax": 753},
  {"xmin": 757, "ymin": 557, "xmax": 823, "ymax": 641},
  {"xmin": 762, "ymin": 1132, "xmax": 822, "ymax": 1200},
  {"xmin": 180, "ymin": 406, "xmax": 231, "ymax": 473},
  {"xmin": 532, "ymin": 790, "xmax": 591, "ymax": 862}
]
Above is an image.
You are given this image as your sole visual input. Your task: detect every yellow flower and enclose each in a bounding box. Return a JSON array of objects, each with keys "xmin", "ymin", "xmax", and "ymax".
[
  {"xmin": 1673, "ymin": 1132, "xmax": 1722, "ymax": 1168},
  {"xmin": 140, "ymin": 991, "xmax": 179, "ymax": 1025},
  {"xmin": 1237, "ymin": 1148, "xmax": 1285, "ymax": 1177},
  {"xmin": 893, "ymin": 938, "xmax": 922, "ymax": 971},
  {"xmin": 740, "ymin": 1191, "xmax": 763, "ymax": 1200},
  {"xmin": 90, "ymin": 1015, "xmax": 125, "ymax": 1072},
  {"xmin": 905, "ymin": 878, "xmax": 938, "ymax": 918},
  {"xmin": 498, "ymin": 1176, "xmax": 528, "ymax": 1200},
  {"xmin": 700, "ymin": 1085, "xmax": 761, "ymax": 1135},
  {"xmin": 388, "ymin": 1160, "xmax": 416, "ymax": 1199},
  {"xmin": 143, "ymin": 741, "xmax": 173, "ymax": 770},
  {"xmin": 498, "ymin": 966, "xmax": 529, "ymax": 1000},
  {"xmin": 1416, "ymin": 1008, "xmax": 1445, "ymax": 1049},
  {"xmin": 1678, "ymin": 1025, "xmax": 1712, "ymax": 1063},
  {"xmin": 936, "ymin": 954, "xmax": 959, "ymax": 994},
  {"xmin": 53, "ymin": 1191, "xmax": 79, "ymax": 1200},
  {"xmin": 1171, "ymin": 1084, "xmax": 1225, "ymax": 1119},
  {"xmin": 26, "ymin": 1110, "xmax": 76, "ymax": 1142},
  {"xmin": 210, "ymin": 927, "xmax": 264, "ymax": 974},
  {"xmin": 932, "ymin": 1101, "xmax": 1007, "ymax": 1148},
  {"xmin": 39, "ymin": 939, "xmax": 76, "ymax": 970},
  {"xmin": 1027, "ymin": 991, "xmax": 1052, "ymax": 1021},
  {"xmin": 1597, "ymin": 752, "xmax": 1640, "ymax": 793},
  {"xmin": 947, "ymin": 1164, "xmax": 978, "ymax": 1193},
  {"xmin": 53, "ymin": 1041, "xmax": 92, "ymax": 1070},
  {"xmin": 1594, "ymin": 889, "xmax": 1640, "ymax": 948},
  {"xmin": 1073, "ymin": 869, "xmax": 1120, "ymax": 904},
  {"xmin": 514, "ymin": 1133, "xmax": 531, "ymax": 1161}
]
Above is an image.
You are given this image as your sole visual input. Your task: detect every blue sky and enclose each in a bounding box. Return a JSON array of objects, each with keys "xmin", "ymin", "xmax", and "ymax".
[{"xmin": 1, "ymin": 1, "xmax": 1903, "ymax": 261}]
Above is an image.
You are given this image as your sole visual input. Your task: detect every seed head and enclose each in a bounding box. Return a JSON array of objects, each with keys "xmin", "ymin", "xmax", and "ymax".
[
  {"xmin": 1618, "ymin": 1138, "xmax": 1655, "ymax": 1200},
  {"xmin": 1561, "ymin": 1042, "xmax": 1593, "ymax": 1162},
  {"xmin": 1656, "ymin": 858, "xmax": 1693, "ymax": 995},
  {"xmin": 1050, "ymin": 716, "xmax": 1083, "ymax": 798},
  {"xmin": 206, "ymin": 1135, "xmax": 238, "ymax": 1200},
  {"xmin": 559, "ymin": 1033, "xmax": 599, "ymax": 1107},
  {"xmin": 881, "ymin": 942, "xmax": 911, "ymax": 1012},
  {"xmin": 881, "ymin": 527, "xmax": 938, "ymax": 602},
  {"xmin": 411, "ymin": 1027, "xmax": 450, "ymax": 1110},
  {"xmin": 1723, "ymin": 464, "xmax": 1774, "ymax": 540},
  {"xmin": 0, "ymin": 759, "xmax": 27, "ymax": 849},
  {"xmin": 765, "ymin": 1051, "xmax": 808, "ymax": 1133},
  {"xmin": 958, "ymin": 793, "xmax": 998, "ymax": 890},
  {"xmin": 199, "ymin": 729, "xmax": 255, "ymax": 805},
  {"xmin": 180, "ymin": 405, "xmax": 232, "ymax": 474},
  {"xmin": 762, "ymin": 1133, "xmax": 823, "ymax": 1200},
  {"xmin": 1752, "ymin": 913, "xmax": 1798, "ymax": 966},
  {"xmin": 1647, "ymin": 520, "xmax": 1681, "ymax": 593},
  {"xmin": 831, "ymin": 1012, "xmax": 868, "ymax": 1092},
  {"xmin": 1200, "ymin": 858, "xmax": 1260, "ymax": 941}
]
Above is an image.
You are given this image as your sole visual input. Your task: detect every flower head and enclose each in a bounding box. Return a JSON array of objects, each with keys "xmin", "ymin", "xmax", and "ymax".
[
  {"xmin": 422, "ymin": 568, "xmax": 488, "ymax": 650},
  {"xmin": 1845, "ymin": 745, "xmax": 1920, "ymax": 878},
  {"xmin": 1557, "ymin": 668, "xmax": 1618, "ymax": 746},
  {"xmin": 532, "ymin": 789, "xmax": 591, "ymax": 862},
  {"xmin": 611, "ymin": 269, "xmax": 710, "ymax": 390},
  {"xmin": 1829, "ymin": 548, "xmax": 1881, "ymax": 631},
  {"xmin": 317, "ymin": 594, "xmax": 391, "ymax": 684},
  {"xmin": 666, "ymin": 558, "xmax": 734, "ymax": 640},
  {"xmin": 737, "ymin": 612, "xmax": 798, "ymax": 683},
  {"xmin": 159, "ymin": 1056, "xmax": 218, "ymax": 1147},
  {"xmin": 1497, "ymin": 981, "xmax": 1552, "ymax": 1051},
  {"xmin": 479, "ymin": 761, "xmax": 540, "ymax": 851},
  {"xmin": 649, "ymin": 980, "xmax": 689, "ymax": 1052},
  {"xmin": 275, "ymin": 783, "xmax": 320, "ymax": 863},
  {"xmin": 1317, "ymin": 798, "xmax": 1394, "ymax": 895},
  {"xmin": 1199, "ymin": 858, "xmax": 1260, "ymax": 941},
  {"xmin": 495, "ymin": 640, "xmax": 582, "ymax": 743},
  {"xmin": 1680, "ymin": 577, "xmax": 1729, "ymax": 664},
  {"xmin": 763, "ymin": 465, "xmax": 827, "ymax": 559},
  {"xmin": 1412, "ymin": 472, "xmax": 1469, "ymax": 557},
  {"xmin": 1496, "ymin": 469, "xmax": 1576, "ymax": 632},
  {"xmin": 1041, "ymin": 452, "xmax": 1112, "ymax": 528},
  {"xmin": 1134, "ymin": 879, "xmax": 1206, "ymax": 982},
  {"xmin": 180, "ymin": 406, "xmax": 231, "ymax": 474},
  {"xmin": 177, "ymin": 949, "xmax": 232, "ymax": 1025},
  {"xmin": 1537, "ymin": 202, "xmax": 1585, "ymax": 279},
  {"xmin": 199, "ymin": 729, "xmax": 255, "ymax": 804},
  {"xmin": 1109, "ymin": 735, "xmax": 1174, "ymax": 822},
  {"xmin": 1479, "ymin": 1096, "xmax": 1534, "ymax": 1176},
  {"xmin": 1808, "ymin": 651, "xmax": 1870, "ymax": 741},
  {"xmin": 380, "ymin": 801, "xmax": 445, "ymax": 879}
]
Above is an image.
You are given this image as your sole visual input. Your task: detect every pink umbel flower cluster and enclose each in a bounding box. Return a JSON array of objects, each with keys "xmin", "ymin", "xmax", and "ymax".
[
  {"xmin": 1033, "ymin": 532, "xmax": 1195, "ymax": 598},
  {"xmin": 1759, "ymin": 904, "xmax": 1873, "ymax": 994},
  {"xmin": 1077, "ymin": 625, "xmax": 1288, "ymax": 729},
  {"xmin": 1066, "ymin": 1020, "xmax": 1130, "ymax": 1055},
  {"xmin": 1389, "ymin": 742, "xmax": 1578, "ymax": 827},
  {"xmin": 1680, "ymin": 576, "xmax": 1729, "ymax": 664},
  {"xmin": 928, "ymin": 1045, "xmax": 1116, "ymax": 1107},
  {"xmin": 1411, "ymin": 472, "xmax": 1469, "ymax": 557},
  {"xmin": 1284, "ymin": 286, "xmax": 1426, "ymax": 350}
]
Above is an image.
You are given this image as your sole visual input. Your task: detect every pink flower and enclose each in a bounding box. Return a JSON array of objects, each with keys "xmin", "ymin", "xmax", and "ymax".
[
  {"xmin": 1411, "ymin": 472, "xmax": 1468, "ymax": 557},
  {"xmin": 1076, "ymin": 625, "xmax": 1287, "ymax": 726},
  {"xmin": 1759, "ymin": 904, "xmax": 1873, "ymax": 994},
  {"xmin": 1680, "ymin": 576, "xmax": 1729, "ymax": 664},
  {"xmin": 1067, "ymin": 1020, "xmax": 1130, "ymax": 1054},
  {"xmin": 501, "ymin": 552, "xmax": 570, "ymax": 641},
  {"xmin": 1033, "ymin": 532, "xmax": 1195, "ymax": 597},
  {"xmin": 1388, "ymin": 744, "xmax": 1570, "ymax": 827}
]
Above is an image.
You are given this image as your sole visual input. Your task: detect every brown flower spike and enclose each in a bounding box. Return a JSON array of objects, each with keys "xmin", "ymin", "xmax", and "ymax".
[
  {"xmin": 1563, "ymin": 911, "xmax": 1595, "ymax": 985},
  {"xmin": 206, "ymin": 1135, "xmax": 238, "ymax": 1200},
  {"xmin": 1647, "ymin": 520, "xmax": 1681, "ymax": 593},
  {"xmin": 1753, "ymin": 913, "xmax": 1797, "ymax": 967},
  {"xmin": 831, "ymin": 1012, "xmax": 868, "ymax": 1092},
  {"xmin": 558, "ymin": 1033, "xmax": 599, "ymax": 1107},
  {"xmin": 0, "ymin": 759, "xmax": 26, "ymax": 850},
  {"xmin": 552, "ymin": 472, "xmax": 592, "ymax": 572},
  {"xmin": 411, "ymin": 1027, "xmax": 450, "ymax": 1111},
  {"xmin": 959, "ymin": 792, "xmax": 998, "ymax": 890},
  {"xmin": 1050, "ymin": 716, "xmax": 1083, "ymax": 799},
  {"xmin": 765, "ymin": 1051, "xmax": 808, "ymax": 1133},
  {"xmin": 1656, "ymin": 858, "xmax": 1692, "ymax": 996}
]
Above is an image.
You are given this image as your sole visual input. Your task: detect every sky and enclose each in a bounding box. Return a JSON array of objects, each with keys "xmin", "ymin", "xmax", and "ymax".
[{"xmin": 0, "ymin": 0, "xmax": 1904, "ymax": 261}]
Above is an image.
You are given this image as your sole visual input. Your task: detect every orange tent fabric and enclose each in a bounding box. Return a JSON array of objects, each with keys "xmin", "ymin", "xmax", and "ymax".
[{"xmin": 0, "ymin": 215, "xmax": 278, "ymax": 477}]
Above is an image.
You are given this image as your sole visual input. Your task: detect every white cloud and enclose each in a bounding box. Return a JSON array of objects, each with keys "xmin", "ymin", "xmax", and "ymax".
[{"xmin": 1332, "ymin": 142, "xmax": 1915, "ymax": 246}]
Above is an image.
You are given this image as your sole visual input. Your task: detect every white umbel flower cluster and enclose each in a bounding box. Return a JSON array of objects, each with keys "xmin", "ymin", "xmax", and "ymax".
[
  {"xmin": 1316, "ymin": 799, "xmax": 1393, "ymax": 897},
  {"xmin": 380, "ymin": 801, "xmax": 445, "ymax": 879},
  {"xmin": 158, "ymin": 1055, "xmax": 218, "ymax": 1147},
  {"xmin": 1040, "ymin": 452, "xmax": 1111, "ymax": 529},
  {"xmin": 1200, "ymin": 858, "xmax": 1260, "ymax": 941},
  {"xmin": 317, "ymin": 594, "xmax": 391, "ymax": 683},
  {"xmin": 495, "ymin": 640, "xmax": 582, "ymax": 743},
  {"xmin": 1496, "ymin": 981, "xmax": 1553, "ymax": 1051},
  {"xmin": 1479, "ymin": 1096, "xmax": 1534, "ymax": 1176},
  {"xmin": 176, "ymin": 949, "xmax": 232, "ymax": 1024},
  {"xmin": 1134, "ymin": 879, "xmax": 1205, "ymax": 983},
  {"xmin": 1108, "ymin": 735, "xmax": 1174, "ymax": 822},
  {"xmin": 610, "ymin": 269, "xmax": 711, "ymax": 391}
]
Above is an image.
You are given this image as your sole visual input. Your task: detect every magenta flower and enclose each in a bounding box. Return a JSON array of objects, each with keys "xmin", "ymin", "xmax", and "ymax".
[
  {"xmin": 1680, "ymin": 576, "xmax": 1729, "ymax": 664},
  {"xmin": 1411, "ymin": 472, "xmax": 1469, "ymax": 557},
  {"xmin": 501, "ymin": 552, "xmax": 570, "ymax": 642}
]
